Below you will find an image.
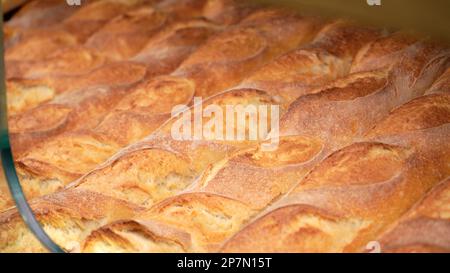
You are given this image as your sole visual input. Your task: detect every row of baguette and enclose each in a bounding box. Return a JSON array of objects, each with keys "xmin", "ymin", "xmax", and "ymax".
[{"xmin": 0, "ymin": 0, "xmax": 449, "ymax": 252}]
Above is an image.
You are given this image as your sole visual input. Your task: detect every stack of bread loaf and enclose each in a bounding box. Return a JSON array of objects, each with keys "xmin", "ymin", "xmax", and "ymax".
[{"xmin": 0, "ymin": 0, "xmax": 448, "ymax": 253}]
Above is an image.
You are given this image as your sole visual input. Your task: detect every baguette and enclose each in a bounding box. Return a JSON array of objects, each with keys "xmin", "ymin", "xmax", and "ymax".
[
  {"xmin": 374, "ymin": 178, "xmax": 450, "ymax": 253},
  {"xmin": 79, "ymin": 40, "xmax": 449, "ymax": 253},
  {"xmin": 8, "ymin": 19, "xmax": 222, "ymax": 156},
  {"xmin": 0, "ymin": 16, "xmax": 384, "ymax": 252},
  {"xmin": 5, "ymin": 0, "xmax": 138, "ymax": 62},
  {"xmin": 0, "ymin": 159, "xmax": 8, "ymax": 211},
  {"xmin": 6, "ymin": 10, "xmax": 323, "ymax": 209},
  {"xmin": 5, "ymin": 0, "xmax": 244, "ymax": 136},
  {"xmin": 6, "ymin": 61, "xmax": 147, "ymax": 115},
  {"xmin": 220, "ymin": 93, "xmax": 450, "ymax": 252},
  {"xmin": 238, "ymin": 21, "xmax": 384, "ymax": 104},
  {"xmin": 5, "ymin": 0, "xmax": 208, "ymax": 77},
  {"xmin": 5, "ymin": 0, "xmax": 81, "ymax": 29},
  {"xmin": 0, "ymin": 189, "xmax": 143, "ymax": 252},
  {"xmin": 38, "ymin": 17, "xmax": 358, "ymax": 204},
  {"xmin": 1, "ymin": 0, "xmax": 449, "ymax": 253},
  {"xmin": 78, "ymin": 27, "xmax": 412, "ymax": 253},
  {"xmin": 5, "ymin": 4, "xmax": 168, "ymax": 79},
  {"xmin": 426, "ymin": 67, "xmax": 450, "ymax": 94}
]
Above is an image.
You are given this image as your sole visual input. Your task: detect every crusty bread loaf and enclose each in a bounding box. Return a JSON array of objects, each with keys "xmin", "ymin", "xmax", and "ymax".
[
  {"xmin": 427, "ymin": 67, "xmax": 450, "ymax": 94},
  {"xmin": 6, "ymin": 5, "xmax": 168, "ymax": 78},
  {"xmin": 80, "ymin": 22, "xmax": 382, "ymax": 208},
  {"xmin": 7, "ymin": 61, "xmax": 147, "ymax": 115},
  {"xmin": 5, "ymin": 8, "xmax": 325, "ymax": 209},
  {"xmin": 79, "ymin": 41, "xmax": 449, "ymax": 253},
  {"xmin": 77, "ymin": 32, "xmax": 434, "ymax": 252},
  {"xmin": 0, "ymin": 159, "xmax": 9, "ymax": 211},
  {"xmin": 13, "ymin": 18, "xmax": 376, "ymax": 209},
  {"xmin": 220, "ymin": 92, "xmax": 450, "ymax": 252},
  {"xmin": 237, "ymin": 20, "xmax": 382, "ymax": 104},
  {"xmin": 5, "ymin": 0, "xmax": 251, "ymax": 147},
  {"xmin": 4, "ymin": 0, "xmax": 225, "ymax": 79},
  {"xmin": 0, "ymin": 189, "xmax": 143, "ymax": 252},
  {"xmin": 5, "ymin": 0, "xmax": 137, "ymax": 60},
  {"xmin": 5, "ymin": 0, "xmax": 81, "ymax": 30},
  {"xmin": 375, "ymin": 178, "xmax": 450, "ymax": 253},
  {"xmin": 1, "ymin": 13, "xmax": 226, "ymax": 211},
  {"xmin": 9, "ymin": 19, "xmax": 222, "ymax": 157},
  {"xmin": 0, "ymin": 0, "xmax": 449, "ymax": 253}
]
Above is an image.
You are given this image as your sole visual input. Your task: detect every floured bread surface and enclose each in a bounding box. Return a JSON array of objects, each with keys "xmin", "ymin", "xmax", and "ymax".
[{"xmin": 1, "ymin": 0, "xmax": 449, "ymax": 253}]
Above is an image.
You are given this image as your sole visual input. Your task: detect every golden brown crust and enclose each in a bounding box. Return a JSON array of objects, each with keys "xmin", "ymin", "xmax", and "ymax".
[
  {"xmin": 350, "ymin": 32, "xmax": 419, "ymax": 73},
  {"xmin": 6, "ymin": 45, "xmax": 109, "ymax": 80},
  {"xmin": 68, "ymin": 88, "xmax": 280, "ymax": 206},
  {"xmin": 79, "ymin": 33, "xmax": 449, "ymax": 252},
  {"xmin": 0, "ymin": 189, "xmax": 142, "ymax": 253},
  {"xmin": 427, "ymin": 67, "xmax": 450, "ymax": 94},
  {"xmin": 4, "ymin": 1, "xmax": 174, "ymax": 78},
  {"xmin": 61, "ymin": 0, "xmax": 142, "ymax": 42},
  {"xmin": 366, "ymin": 93, "xmax": 450, "ymax": 138},
  {"xmin": 173, "ymin": 9, "xmax": 325, "ymax": 98},
  {"xmin": 221, "ymin": 90, "xmax": 450, "ymax": 253},
  {"xmin": 376, "ymin": 178, "xmax": 450, "ymax": 253},
  {"xmin": 82, "ymin": 192, "xmax": 255, "ymax": 252},
  {"xmin": 5, "ymin": 0, "xmax": 80, "ymax": 28},
  {"xmin": 85, "ymin": 6, "xmax": 169, "ymax": 60},
  {"xmin": 239, "ymin": 21, "xmax": 379, "ymax": 104},
  {"xmin": 5, "ymin": 30, "xmax": 80, "ymax": 63},
  {"xmin": 5, "ymin": 10, "xmax": 325, "ymax": 211},
  {"xmin": 10, "ymin": 84, "xmax": 133, "ymax": 157},
  {"xmin": 221, "ymin": 139, "xmax": 446, "ymax": 252},
  {"xmin": 0, "ymin": 162, "xmax": 9, "ymax": 212},
  {"xmin": 2, "ymin": 0, "xmax": 450, "ymax": 253}
]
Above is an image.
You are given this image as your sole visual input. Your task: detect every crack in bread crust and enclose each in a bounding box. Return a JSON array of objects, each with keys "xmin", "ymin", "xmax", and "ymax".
[{"xmin": 1, "ymin": 0, "xmax": 449, "ymax": 253}]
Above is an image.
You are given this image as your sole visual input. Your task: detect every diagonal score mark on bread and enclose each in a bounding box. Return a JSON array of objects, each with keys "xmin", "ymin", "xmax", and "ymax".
[
  {"xmin": 6, "ymin": 3, "xmax": 228, "ymax": 150},
  {"xmin": 373, "ymin": 177, "xmax": 450, "ymax": 253},
  {"xmin": 0, "ymin": 0, "xmax": 449, "ymax": 253},
  {"xmin": 0, "ymin": 188, "xmax": 144, "ymax": 253},
  {"xmin": 80, "ymin": 37, "xmax": 449, "ymax": 252},
  {"xmin": 42, "ymin": 18, "xmax": 380, "ymax": 206},
  {"xmin": 4, "ymin": 4, "xmax": 219, "ymax": 114},
  {"xmin": 7, "ymin": 6, "xmax": 327, "ymax": 209},
  {"xmin": 220, "ymin": 92, "xmax": 450, "ymax": 253}
]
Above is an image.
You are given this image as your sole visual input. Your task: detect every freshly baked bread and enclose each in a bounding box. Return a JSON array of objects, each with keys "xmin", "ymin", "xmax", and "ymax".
[
  {"xmin": 5, "ymin": 0, "xmax": 81, "ymax": 29},
  {"xmin": 77, "ymin": 33, "xmax": 441, "ymax": 251},
  {"xmin": 0, "ymin": 159, "xmax": 9, "ymax": 211},
  {"xmin": 4, "ymin": 0, "xmax": 138, "ymax": 61},
  {"xmin": 8, "ymin": 19, "xmax": 222, "ymax": 156},
  {"xmin": 7, "ymin": 61, "xmax": 147, "ymax": 115},
  {"xmin": 0, "ymin": 0, "xmax": 449, "ymax": 253},
  {"xmin": 80, "ymin": 41, "xmax": 449, "ymax": 252},
  {"xmin": 375, "ymin": 178, "xmax": 450, "ymax": 253},
  {"xmin": 427, "ymin": 67, "xmax": 450, "ymax": 94},
  {"xmin": 5, "ymin": 8, "xmax": 324, "ymax": 209},
  {"xmin": 69, "ymin": 21, "xmax": 380, "ymax": 208},
  {"xmin": 237, "ymin": 20, "xmax": 382, "ymax": 104},
  {"xmin": 220, "ymin": 92, "xmax": 450, "ymax": 252},
  {"xmin": 4, "ymin": 0, "xmax": 221, "ymax": 79},
  {"xmin": 0, "ymin": 188, "xmax": 143, "ymax": 252}
]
